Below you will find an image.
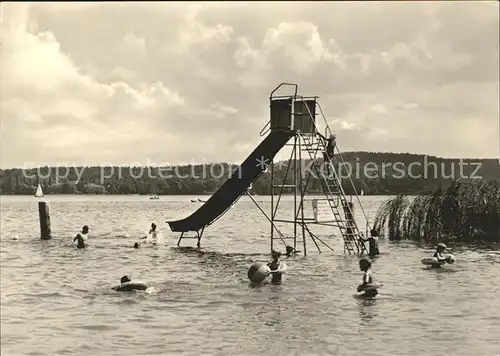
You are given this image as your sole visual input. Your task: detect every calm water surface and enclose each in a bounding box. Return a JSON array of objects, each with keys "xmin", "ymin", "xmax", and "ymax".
[{"xmin": 1, "ymin": 195, "xmax": 499, "ymax": 356}]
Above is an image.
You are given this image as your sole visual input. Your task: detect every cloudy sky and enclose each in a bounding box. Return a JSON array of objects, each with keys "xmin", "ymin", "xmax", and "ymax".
[{"xmin": 1, "ymin": 2, "xmax": 499, "ymax": 168}]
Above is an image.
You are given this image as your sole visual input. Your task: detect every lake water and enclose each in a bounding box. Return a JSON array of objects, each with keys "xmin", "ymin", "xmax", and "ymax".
[{"xmin": 1, "ymin": 195, "xmax": 499, "ymax": 356}]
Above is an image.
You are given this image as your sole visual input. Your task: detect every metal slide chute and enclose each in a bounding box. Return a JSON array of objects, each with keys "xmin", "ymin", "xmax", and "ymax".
[{"xmin": 166, "ymin": 130, "xmax": 294, "ymax": 233}]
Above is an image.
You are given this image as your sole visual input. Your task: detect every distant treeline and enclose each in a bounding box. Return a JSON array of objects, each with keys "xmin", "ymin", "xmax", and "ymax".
[{"xmin": 1, "ymin": 152, "xmax": 499, "ymax": 195}]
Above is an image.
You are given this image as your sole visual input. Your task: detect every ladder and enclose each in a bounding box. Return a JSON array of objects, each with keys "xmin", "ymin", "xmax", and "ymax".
[{"xmin": 297, "ymin": 132, "xmax": 366, "ymax": 254}]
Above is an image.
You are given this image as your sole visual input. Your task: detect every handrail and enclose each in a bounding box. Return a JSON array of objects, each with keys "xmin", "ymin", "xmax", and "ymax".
[
  {"xmin": 263, "ymin": 83, "xmax": 299, "ymax": 137},
  {"xmin": 332, "ymin": 142, "xmax": 372, "ymax": 232},
  {"xmin": 301, "ymin": 102, "xmax": 371, "ymax": 240},
  {"xmin": 314, "ymin": 102, "xmax": 372, "ymax": 232},
  {"xmin": 316, "ymin": 102, "xmax": 332, "ymax": 137},
  {"xmin": 269, "ymin": 82, "xmax": 298, "ymax": 98},
  {"xmin": 259, "ymin": 121, "xmax": 271, "ymax": 137},
  {"xmin": 295, "ymin": 130, "xmax": 364, "ymax": 252}
]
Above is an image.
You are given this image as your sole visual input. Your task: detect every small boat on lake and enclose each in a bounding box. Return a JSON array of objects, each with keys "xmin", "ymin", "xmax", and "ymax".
[{"xmin": 35, "ymin": 184, "xmax": 44, "ymax": 198}]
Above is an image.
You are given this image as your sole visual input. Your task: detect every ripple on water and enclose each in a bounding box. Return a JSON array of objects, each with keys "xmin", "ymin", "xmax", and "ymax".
[{"xmin": 1, "ymin": 195, "xmax": 499, "ymax": 356}]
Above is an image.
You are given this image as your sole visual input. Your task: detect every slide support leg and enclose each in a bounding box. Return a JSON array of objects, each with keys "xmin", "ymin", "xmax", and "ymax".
[
  {"xmin": 177, "ymin": 229, "xmax": 205, "ymax": 248},
  {"xmin": 197, "ymin": 227, "xmax": 205, "ymax": 248},
  {"xmin": 177, "ymin": 232, "xmax": 184, "ymax": 246}
]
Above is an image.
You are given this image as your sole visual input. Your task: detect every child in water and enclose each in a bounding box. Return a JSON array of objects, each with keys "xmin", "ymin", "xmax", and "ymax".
[
  {"xmin": 432, "ymin": 243, "xmax": 449, "ymax": 266},
  {"xmin": 70, "ymin": 225, "xmax": 89, "ymax": 249},
  {"xmin": 359, "ymin": 229, "xmax": 380, "ymax": 257},
  {"xmin": 357, "ymin": 258, "xmax": 378, "ymax": 298},
  {"xmin": 285, "ymin": 245, "xmax": 300, "ymax": 257},
  {"xmin": 140, "ymin": 223, "xmax": 158, "ymax": 243},
  {"xmin": 267, "ymin": 250, "xmax": 282, "ymax": 284}
]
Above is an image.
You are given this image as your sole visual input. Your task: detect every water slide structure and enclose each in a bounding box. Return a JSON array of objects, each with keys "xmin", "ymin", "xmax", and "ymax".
[{"xmin": 167, "ymin": 83, "xmax": 371, "ymax": 255}]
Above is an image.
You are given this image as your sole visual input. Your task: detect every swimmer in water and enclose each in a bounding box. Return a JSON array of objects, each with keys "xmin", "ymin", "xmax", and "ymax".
[
  {"xmin": 69, "ymin": 225, "xmax": 89, "ymax": 249},
  {"xmin": 267, "ymin": 250, "xmax": 282, "ymax": 284},
  {"xmin": 359, "ymin": 229, "xmax": 380, "ymax": 257},
  {"xmin": 285, "ymin": 245, "xmax": 300, "ymax": 257},
  {"xmin": 134, "ymin": 242, "xmax": 140, "ymax": 248},
  {"xmin": 112, "ymin": 275, "xmax": 148, "ymax": 291},
  {"xmin": 112, "ymin": 276, "xmax": 131, "ymax": 291},
  {"xmin": 432, "ymin": 243, "xmax": 448, "ymax": 266},
  {"xmin": 140, "ymin": 223, "xmax": 158, "ymax": 242},
  {"xmin": 357, "ymin": 258, "xmax": 378, "ymax": 298}
]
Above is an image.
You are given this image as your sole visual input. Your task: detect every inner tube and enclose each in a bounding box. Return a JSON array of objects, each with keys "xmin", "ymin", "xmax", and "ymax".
[
  {"xmin": 362, "ymin": 283, "xmax": 382, "ymax": 291},
  {"xmin": 421, "ymin": 254, "xmax": 455, "ymax": 266},
  {"xmin": 421, "ymin": 257, "xmax": 443, "ymax": 266},
  {"xmin": 113, "ymin": 281, "xmax": 148, "ymax": 291}
]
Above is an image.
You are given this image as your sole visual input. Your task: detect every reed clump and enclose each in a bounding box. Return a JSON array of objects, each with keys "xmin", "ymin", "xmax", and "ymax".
[{"xmin": 373, "ymin": 180, "xmax": 500, "ymax": 243}]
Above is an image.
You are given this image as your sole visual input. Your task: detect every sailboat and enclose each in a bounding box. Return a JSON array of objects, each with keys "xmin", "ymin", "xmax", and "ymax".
[
  {"xmin": 35, "ymin": 184, "xmax": 44, "ymax": 198},
  {"xmin": 361, "ymin": 189, "xmax": 364, "ymax": 196}
]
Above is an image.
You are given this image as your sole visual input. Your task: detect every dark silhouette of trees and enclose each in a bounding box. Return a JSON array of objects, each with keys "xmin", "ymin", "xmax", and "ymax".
[{"xmin": 1, "ymin": 153, "xmax": 498, "ymax": 195}]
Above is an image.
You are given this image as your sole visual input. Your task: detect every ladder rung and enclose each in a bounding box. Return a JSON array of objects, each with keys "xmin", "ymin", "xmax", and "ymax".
[
  {"xmin": 327, "ymin": 219, "xmax": 353, "ymax": 224},
  {"xmin": 273, "ymin": 185, "xmax": 295, "ymax": 188}
]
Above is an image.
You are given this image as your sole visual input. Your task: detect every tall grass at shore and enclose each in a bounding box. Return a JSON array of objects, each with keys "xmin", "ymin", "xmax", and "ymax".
[{"xmin": 373, "ymin": 180, "xmax": 500, "ymax": 243}]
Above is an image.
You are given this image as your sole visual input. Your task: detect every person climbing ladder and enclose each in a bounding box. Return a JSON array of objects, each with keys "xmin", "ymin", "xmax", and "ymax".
[{"xmin": 317, "ymin": 132, "xmax": 336, "ymax": 176}]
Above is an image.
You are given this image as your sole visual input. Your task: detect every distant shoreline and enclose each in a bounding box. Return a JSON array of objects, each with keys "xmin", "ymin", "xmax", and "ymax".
[
  {"xmin": 0, "ymin": 192, "xmax": 381, "ymax": 196},
  {"xmin": 2, "ymin": 155, "xmax": 498, "ymax": 196}
]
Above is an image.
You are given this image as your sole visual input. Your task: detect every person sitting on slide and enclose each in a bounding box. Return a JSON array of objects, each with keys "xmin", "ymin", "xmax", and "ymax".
[{"xmin": 267, "ymin": 250, "xmax": 283, "ymax": 284}]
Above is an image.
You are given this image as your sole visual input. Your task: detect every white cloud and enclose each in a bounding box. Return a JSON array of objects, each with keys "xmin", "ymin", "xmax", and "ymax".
[
  {"xmin": 371, "ymin": 105, "xmax": 387, "ymax": 115},
  {"xmin": 120, "ymin": 32, "xmax": 147, "ymax": 54},
  {"xmin": 1, "ymin": 2, "xmax": 498, "ymax": 168},
  {"xmin": 236, "ymin": 22, "xmax": 341, "ymax": 75},
  {"xmin": 1, "ymin": 3, "xmax": 185, "ymax": 167}
]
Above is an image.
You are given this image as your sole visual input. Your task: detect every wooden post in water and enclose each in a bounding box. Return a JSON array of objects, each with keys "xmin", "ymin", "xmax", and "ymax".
[{"xmin": 38, "ymin": 201, "xmax": 52, "ymax": 240}]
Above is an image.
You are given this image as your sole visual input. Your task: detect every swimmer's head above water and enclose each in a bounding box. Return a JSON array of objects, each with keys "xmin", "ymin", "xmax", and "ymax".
[
  {"xmin": 134, "ymin": 242, "xmax": 140, "ymax": 248},
  {"xmin": 271, "ymin": 250, "xmax": 281, "ymax": 261},
  {"xmin": 120, "ymin": 275, "xmax": 132, "ymax": 284},
  {"xmin": 436, "ymin": 243, "xmax": 447, "ymax": 253}
]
